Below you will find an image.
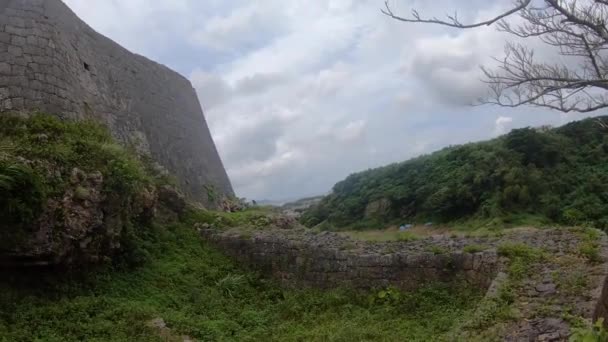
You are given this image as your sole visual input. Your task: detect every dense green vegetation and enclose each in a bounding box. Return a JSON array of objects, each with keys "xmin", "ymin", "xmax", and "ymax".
[
  {"xmin": 0, "ymin": 113, "xmax": 482, "ymax": 341},
  {"xmin": 303, "ymin": 117, "xmax": 608, "ymax": 230}
]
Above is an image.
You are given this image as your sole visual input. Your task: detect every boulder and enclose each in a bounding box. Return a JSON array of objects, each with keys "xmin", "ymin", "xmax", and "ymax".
[
  {"xmin": 272, "ymin": 215, "xmax": 298, "ymax": 230},
  {"xmin": 0, "ymin": 170, "xmax": 184, "ymax": 267},
  {"xmin": 1, "ymin": 168, "xmax": 107, "ymax": 266}
]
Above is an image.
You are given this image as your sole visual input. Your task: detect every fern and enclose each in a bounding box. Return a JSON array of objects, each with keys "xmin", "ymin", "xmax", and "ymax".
[
  {"xmin": 0, "ymin": 174, "xmax": 14, "ymax": 191},
  {"xmin": 0, "ymin": 141, "xmax": 18, "ymax": 191},
  {"xmin": 216, "ymin": 274, "xmax": 247, "ymax": 298},
  {"xmin": 0, "ymin": 140, "xmax": 14, "ymax": 161},
  {"xmin": 0, "ymin": 164, "xmax": 33, "ymax": 192}
]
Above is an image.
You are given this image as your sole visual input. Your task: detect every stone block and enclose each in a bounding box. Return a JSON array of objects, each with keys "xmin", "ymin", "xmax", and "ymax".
[
  {"xmin": 26, "ymin": 35, "xmax": 37, "ymax": 45},
  {"xmin": 27, "ymin": 62, "xmax": 39, "ymax": 72},
  {"xmin": 9, "ymin": 75, "xmax": 27, "ymax": 87},
  {"xmin": 4, "ymin": 25, "xmax": 27, "ymax": 36},
  {"xmin": 11, "ymin": 97, "xmax": 24, "ymax": 108},
  {"xmin": 10, "ymin": 35, "xmax": 26, "ymax": 46},
  {"xmin": 0, "ymin": 62, "xmax": 10, "ymax": 74},
  {"xmin": 32, "ymin": 55, "xmax": 50, "ymax": 64},
  {"xmin": 8, "ymin": 17, "xmax": 26, "ymax": 28},
  {"xmin": 11, "ymin": 64, "xmax": 25, "ymax": 75},
  {"xmin": 8, "ymin": 83, "xmax": 22, "ymax": 93},
  {"xmin": 0, "ymin": 87, "xmax": 9, "ymax": 99},
  {"xmin": 8, "ymin": 45, "xmax": 22, "ymax": 56},
  {"xmin": 0, "ymin": 33, "xmax": 10, "ymax": 44},
  {"xmin": 23, "ymin": 44, "xmax": 43, "ymax": 55},
  {"xmin": 2, "ymin": 98, "xmax": 13, "ymax": 110}
]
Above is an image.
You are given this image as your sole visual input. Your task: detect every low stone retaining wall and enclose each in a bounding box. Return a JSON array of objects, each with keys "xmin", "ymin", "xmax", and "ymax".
[{"xmin": 201, "ymin": 229, "xmax": 498, "ymax": 291}]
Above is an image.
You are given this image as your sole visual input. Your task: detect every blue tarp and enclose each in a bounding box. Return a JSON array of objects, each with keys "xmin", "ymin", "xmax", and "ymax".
[{"xmin": 399, "ymin": 224, "xmax": 414, "ymax": 231}]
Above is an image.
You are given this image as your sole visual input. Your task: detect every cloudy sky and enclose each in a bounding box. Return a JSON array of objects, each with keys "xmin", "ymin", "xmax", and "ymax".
[{"xmin": 64, "ymin": 0, "xmax": 601, "ymax": 201}]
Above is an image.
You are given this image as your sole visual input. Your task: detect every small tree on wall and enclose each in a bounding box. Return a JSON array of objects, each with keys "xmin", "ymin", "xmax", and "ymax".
[{"xmin": 382, "ymin": 0, "xmax": 608, "ymax": 114}]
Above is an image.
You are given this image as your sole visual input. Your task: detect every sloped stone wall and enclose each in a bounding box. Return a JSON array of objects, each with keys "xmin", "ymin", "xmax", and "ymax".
[{"xmin": 0, "ymin": 0, "xmax": 233, "ymax": 206}]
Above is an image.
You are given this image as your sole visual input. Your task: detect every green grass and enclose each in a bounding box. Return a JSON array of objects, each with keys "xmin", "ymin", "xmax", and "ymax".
[
  {"xmin": 574, "ymin": 228, "xmax": 603, "ymax": 263},
  {"xmin": 498, "ymin": 243, "xmax": 546, "ymax": 281},
  {"xmin": 183, "ymin": 206, "xmax": 278, "ymax": 229},
  {"xmin": 0, "ymin": 221, "xmax": 483, "ymax": 342},
  {"xmin": 463, "ymin": 245, "xmax": 488, "ymax": 254},
  {"xmin": 341, "ymin": 230, "xmax": 421, "ymax": 242}
]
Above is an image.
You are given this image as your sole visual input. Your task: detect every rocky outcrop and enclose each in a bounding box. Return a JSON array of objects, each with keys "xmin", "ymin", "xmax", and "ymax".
[
  {"xmin": 0, "ymin": 166, "xmax": 184, "ymax": 267},
  {"xmin": 364, "ymin": 198, "xmax": 392, "ymax": 218},
  {"xmin": 0, "ymin": 0, "xmax": 233, "ymax": 206}
]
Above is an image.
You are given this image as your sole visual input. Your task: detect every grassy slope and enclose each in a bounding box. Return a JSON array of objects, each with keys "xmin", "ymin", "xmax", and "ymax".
[{"xmin": 0, "ymin": 220, "xmax": 481, "ymax": 342}]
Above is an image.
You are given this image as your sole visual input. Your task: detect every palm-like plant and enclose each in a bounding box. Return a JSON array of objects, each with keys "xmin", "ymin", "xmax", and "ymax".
[
  {"xmin": 0, "ymin": 141, "xmax": 44, "ymax": 229},
  {"xmin": 0, "ymin": 141, "xmax": 15, "ymax": 191},
  {"xmin": 0, "ymin": 141, "xmax": 30, "ymax": 192},
  {"xmin": 0, "ymin": 164, "xmax": 33, "ymax": 192},
  {"xmin": 0, "ymin": 140, "xmax": 12, "ymax": 160}
]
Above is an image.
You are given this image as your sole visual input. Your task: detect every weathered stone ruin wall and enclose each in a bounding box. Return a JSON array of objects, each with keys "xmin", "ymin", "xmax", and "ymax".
[
  {"xmin": 201, "ymin": 229, "xmax": 499, "ymax": 291},
  {"xmin": 202, "ymin": 227, "xmax": 608, "ymax": 340},
  {"xmin": 0, "ymin": 0, "xmax": 233, "ymax": 205}
]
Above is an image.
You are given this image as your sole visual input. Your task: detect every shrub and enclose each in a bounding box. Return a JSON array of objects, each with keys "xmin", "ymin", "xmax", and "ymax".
[
  {"xmin": 397, "ymin": 232, "xmax": 420, "ymax": 242},
  {"xmin": 497, "ymin": 243, "xmax": 544, "ymax": 261},
  {"xmin": 578, "ymin": 242, "xmax": 602, "ymax": 263},
  {"xmin": 497, "ymin": 243, "xmax": 545, "ymax": 280},
  {"xmin": 0, "ymin": 160, "xmax": 46, "ymax": 247},
  {"xmin": 570, "ymin": 318, "xmax": 608, "ymax": 342},
  {"xmin": 216, "ymin": 274, "xmax": 248, "ymax": 298}
]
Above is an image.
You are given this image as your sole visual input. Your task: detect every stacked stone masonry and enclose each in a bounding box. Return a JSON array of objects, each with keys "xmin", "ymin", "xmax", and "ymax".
[
  {"xmin": 0, "ymin": 0, "xmax": 233, "ymax": 205},
  {"xmin": 202, "ymin": 229, "xmax": 498, "ymax": 291}
]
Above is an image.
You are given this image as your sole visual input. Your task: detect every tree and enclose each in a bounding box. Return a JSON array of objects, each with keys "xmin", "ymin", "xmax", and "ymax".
[{"xmin": 382, "ymin": 0, "xmax": 608, "ymax": 114}]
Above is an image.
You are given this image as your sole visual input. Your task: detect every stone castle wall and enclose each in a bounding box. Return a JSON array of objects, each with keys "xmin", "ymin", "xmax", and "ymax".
[{"xmin": 0, "ymin": 0, "xmax": 233, "ymax": 205}]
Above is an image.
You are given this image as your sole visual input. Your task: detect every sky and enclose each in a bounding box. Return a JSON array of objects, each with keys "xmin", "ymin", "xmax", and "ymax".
[{"xmin": 63, "ymin": 0, "xmax": 603, "ymax": 202}]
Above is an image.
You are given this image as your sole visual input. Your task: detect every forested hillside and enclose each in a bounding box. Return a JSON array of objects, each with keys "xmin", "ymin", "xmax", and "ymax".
[{"xmin": 302, "ymin": 117, "xmax": 608, "ymax": 230}]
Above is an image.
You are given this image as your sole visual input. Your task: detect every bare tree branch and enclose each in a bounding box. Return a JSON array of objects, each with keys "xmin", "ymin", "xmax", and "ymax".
[
  {"xmin": 384, "ymin": 0, "xmax": 608, "ymax": 115},
  {"xmin": 381, "ymin": 0, "xmax": 532, "ymax": 28}
]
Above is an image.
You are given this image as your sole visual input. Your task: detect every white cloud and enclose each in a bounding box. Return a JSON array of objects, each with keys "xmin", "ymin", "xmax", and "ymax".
[
  {"xmin": 406, "ymin": 27, "xmax": 504, "ymax": 106},
  {"xmin": 336, "ymin": 120, "xmax": 367, "ymax": 143},
  {"xmin": 494, "ymin": 116, "xmax": 514, "ymax": 135},
  {"xmin": 188, "ymin": 3, "xmax": 285, "ymax": 52}
]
